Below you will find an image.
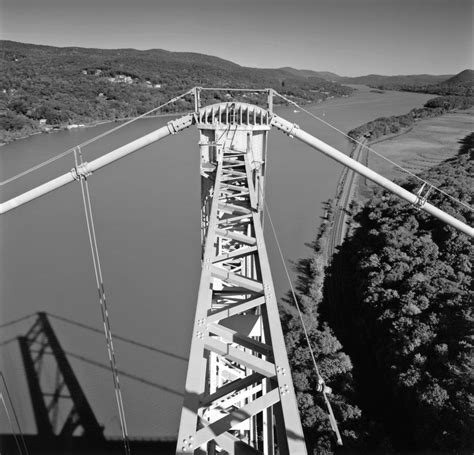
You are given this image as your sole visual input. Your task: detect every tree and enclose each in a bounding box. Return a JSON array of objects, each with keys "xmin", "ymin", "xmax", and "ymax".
[
  {"xmin": 323, "ymin": 139, "xmax": 473, "ymax": 451},
  {"xmin": 280, "ymin": 205, "xmax": 370, "ymax": 453}
]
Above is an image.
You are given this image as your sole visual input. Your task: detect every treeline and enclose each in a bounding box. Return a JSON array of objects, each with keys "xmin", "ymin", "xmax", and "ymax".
[
  {"xmin": 284, "ymin": 134, "xmax": 473, "ymax": 452},
  {"xmin": 0, "ymin": 40, "xmax": 353, "ymax": 143},
  {"xmin": 348, "ymin": 95, "xmax": 474, "ymax": 140},
  {"xmin": 370, "ymin": 70, "xmax": 473, "ymax": 97}
]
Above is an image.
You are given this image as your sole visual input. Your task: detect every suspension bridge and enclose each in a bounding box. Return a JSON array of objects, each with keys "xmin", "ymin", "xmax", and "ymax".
[{"xmin": 0, "ymin": 87, "xmax": 472, "ymax": 455}]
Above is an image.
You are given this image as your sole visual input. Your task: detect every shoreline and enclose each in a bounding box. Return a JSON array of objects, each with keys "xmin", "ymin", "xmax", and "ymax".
[
  {"xmin": 354, "ymin": 107, "xmax": 474, "ymax": 201},
  {"xmin": 0, "ymin": 110, "xmax": 192, "ymax": 148},
  {"xmin": 0, "ymin": 92, "xmax": 356, "ymax": 148}
]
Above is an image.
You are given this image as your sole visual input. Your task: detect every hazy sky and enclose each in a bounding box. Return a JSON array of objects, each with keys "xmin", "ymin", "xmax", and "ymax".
[{"xmin": 0, "ymin": 0, "xmax": 472, "ymax": 76}]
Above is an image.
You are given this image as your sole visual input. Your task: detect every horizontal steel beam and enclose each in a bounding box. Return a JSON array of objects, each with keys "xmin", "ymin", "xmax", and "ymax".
[
  {"xmin": 204, "ymin": 337, "xmax": 276, "ymax": 377},
  {"xmin": 209, "ymin": 322, "xmax": 272, "ymax": 355},
  {"xmin": 200, "ymin": 372, "xmax": 264, "ymax": 407},
  {"xmin": 192, "ymin": 388, "xmax": 280, "ymax": 449},
  {"xmin": 211, "ymin": 266, "xmax": 264, "ymax": 293},
  {"xmin": 207, "ymin": 296, "xmax": 266, "ymax": 324}
]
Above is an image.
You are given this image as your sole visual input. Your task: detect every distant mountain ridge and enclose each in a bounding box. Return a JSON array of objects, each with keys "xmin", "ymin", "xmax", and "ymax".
[
  {"xmin": 275, "ymin": 69, "xmax": 468, "ymax": 91},
  {"xmin": 354, "ymin": 69, "xmax": 473, "ymax": 96},
  {"xmin": 441, "ymin": 69, "xmax": 474, "ymax": 86},
  {"xmin": 278, "ymin": 67, "xmax": 341, "ymax": 81}
]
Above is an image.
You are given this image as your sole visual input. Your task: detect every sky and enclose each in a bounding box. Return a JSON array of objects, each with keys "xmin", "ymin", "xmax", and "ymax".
[{"xmin": 0, "ymin": 0, "xmax": 472, "ymax": 76}]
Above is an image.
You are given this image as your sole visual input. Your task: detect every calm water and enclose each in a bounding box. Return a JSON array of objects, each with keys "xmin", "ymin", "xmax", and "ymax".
[{"xmin": 0, "ymin": 86, "xmax": 433, "ymax": 437}]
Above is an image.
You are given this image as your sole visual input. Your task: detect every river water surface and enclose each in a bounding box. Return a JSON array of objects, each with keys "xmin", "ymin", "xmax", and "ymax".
[{"xmin": 0, "ymin": 86, "xmax": 433, "ymax": 437}]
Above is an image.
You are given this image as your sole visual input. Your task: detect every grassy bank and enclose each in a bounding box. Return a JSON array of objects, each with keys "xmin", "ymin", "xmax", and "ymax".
[{"xmin": 354, "ymin": 107, "xmax": 474, "ymax": 200}]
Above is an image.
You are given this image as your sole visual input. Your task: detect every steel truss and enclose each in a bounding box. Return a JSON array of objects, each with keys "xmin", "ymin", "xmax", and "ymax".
[{"xmin": 177, "ymin": 125, "xmax": 307, "ymax": 454}]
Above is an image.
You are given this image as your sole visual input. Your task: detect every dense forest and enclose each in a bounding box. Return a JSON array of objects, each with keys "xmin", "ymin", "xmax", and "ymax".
[
  {"xmin": 284, "ymin": 134, "xmax": 473, "ymax": 452},
  {"xmin": 280, "ymin": 204, "xmax": 389, "ymax": 453},
  {"xmin": 348, "ymin": 95, "xmax": 474, "ymax": 140},
  {"xmin": 0, "ymin": 40, "xmax": 353, "ymax": 143}
]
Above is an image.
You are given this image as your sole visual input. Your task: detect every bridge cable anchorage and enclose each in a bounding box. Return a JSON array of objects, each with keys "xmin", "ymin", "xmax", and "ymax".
[
  {"xmin": 261, "ymin": 186, "xmax": 343, "ymax": 446},
  {"xmin": 0, "ymin": 89, "xmax": 194, "ymax": 187},
  {"xmin": 0, "ymin": 372, "xmax": 30, "ymax": 455},
  {"xmin": 73, "ymin": 147, "xmax": 131, "ymax": 455},
  {"xmin": 272, "ymin": 91, "xmax": 474, "ymax": 214}
]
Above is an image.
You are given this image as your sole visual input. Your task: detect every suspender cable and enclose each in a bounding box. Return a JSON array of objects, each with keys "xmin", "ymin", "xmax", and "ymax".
[
  {"xmin": 252, "ymin": 165, "xmax": 344, "ymax": 446},
  {"xmin": 0, "ymin": 372, "xmax": 29, "ymax": 455},
  {"xmin": 0, "ymin": 393, "xmax": 22, "ymax": 455},
  {"xmin": 263, "ymin": 200, "xmax": 343, "ymax": 445},
  {"xmin": 74, "ymin": 148, "xmax": 131, "ymax": 455}
]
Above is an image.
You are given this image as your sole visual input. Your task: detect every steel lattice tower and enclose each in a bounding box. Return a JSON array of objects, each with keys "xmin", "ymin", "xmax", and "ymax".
[{"xmin": 176, "ymin": 102, "xmax": 308, "ymax": 454}]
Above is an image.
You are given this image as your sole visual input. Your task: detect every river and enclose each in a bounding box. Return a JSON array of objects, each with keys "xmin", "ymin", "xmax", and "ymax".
[{"xmin": 0, "ymin": 86, "xmax": 433, "ymax": 437}]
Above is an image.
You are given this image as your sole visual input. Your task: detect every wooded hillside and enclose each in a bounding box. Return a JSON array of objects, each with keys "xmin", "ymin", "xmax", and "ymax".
[{"xmin": 0, "ymin": 40, "xmax": 352, "ymax": 143}]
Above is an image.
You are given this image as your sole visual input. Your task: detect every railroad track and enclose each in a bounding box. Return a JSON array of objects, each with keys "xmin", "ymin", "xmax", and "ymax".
[{"xmin": 327, "ymin": 138, "xmax": 366, "ymax": 259}]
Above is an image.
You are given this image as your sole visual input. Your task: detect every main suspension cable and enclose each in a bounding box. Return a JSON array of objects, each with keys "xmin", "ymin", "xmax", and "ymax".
[
  {"xmin": 74, "ymin": 147, "xmax": 131, "ymax": 454},
  {"xmin": 0, "ymin": 90, "xmax": 193, "ymax": 187},
  {"xmin": 273, "ymin": 90, "xmax": 473, "ymax": 213}
]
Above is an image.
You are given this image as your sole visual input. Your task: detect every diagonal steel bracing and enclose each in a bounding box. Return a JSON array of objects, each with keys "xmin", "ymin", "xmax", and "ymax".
[{"xmin": 177, "ymin": 107, "xmax": 307, "ymax": 453}]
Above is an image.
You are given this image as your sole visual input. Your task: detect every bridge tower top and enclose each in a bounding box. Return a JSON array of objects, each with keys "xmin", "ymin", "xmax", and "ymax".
[
  {"xmin": 197, "ymin": 102, "xmax": 270, "ymax": 193},
  {"xmin": 196, "ymin": 101, "xmax": 271, "ymax": 130}
]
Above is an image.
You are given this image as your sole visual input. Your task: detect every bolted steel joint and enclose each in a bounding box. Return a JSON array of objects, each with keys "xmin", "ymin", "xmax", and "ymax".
[
  {"xmin": 181, "ymin": 435, "xmax": 194, "ymax": 451},
  {"xmin": 168, "ymin": 114, "xmax": 195, "ymax": 134},
  {"xmin": 270, "ymin": 114, "xmax": 300, "ymax": 138}
]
